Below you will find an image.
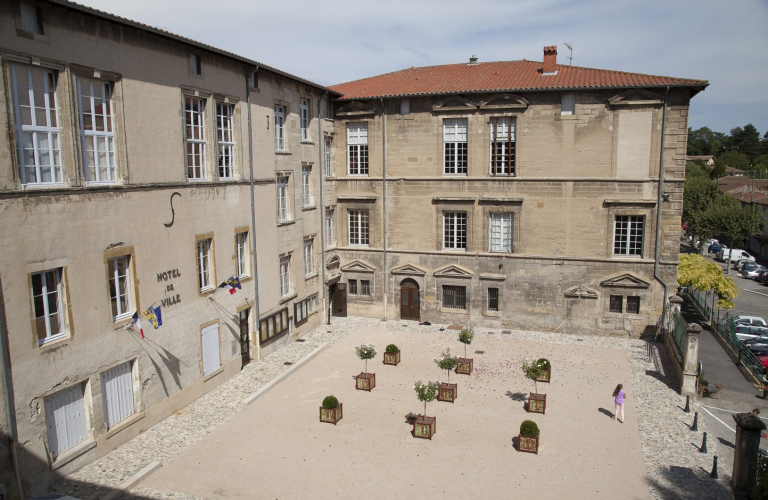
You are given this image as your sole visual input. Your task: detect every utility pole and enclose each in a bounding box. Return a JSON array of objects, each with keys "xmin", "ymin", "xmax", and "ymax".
[{"xmin": 564, "ymin": 43, "xmax": 573, "ymax": 65}]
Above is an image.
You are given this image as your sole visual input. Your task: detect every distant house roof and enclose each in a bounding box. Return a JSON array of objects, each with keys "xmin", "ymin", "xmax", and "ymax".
[
  {"xmin": 686, "ymin": 155, "xmax": 715, "ymax": 163},
  {"xmin": 726, "ymin": 166, "xmax": 746, "ymax": 176},
  {"xmin": 329, "ymin": 58, "xmax": 708, "ymax": 100}
]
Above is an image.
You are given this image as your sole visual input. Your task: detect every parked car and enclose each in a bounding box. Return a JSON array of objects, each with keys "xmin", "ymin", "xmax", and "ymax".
[
  {"xmin": 709, "ymin": 242, "xmax": 727, "ymax": 254},
  {"xmin": 737, "ymin": 260, "xmax": 760, "ymax": 272},
  {"xmin": 734, "ymin": 316, "xmax": 768, "ymax": 327},
  {"xmin": 718, "ymin": 249, "xmax": 755, "ymax": 263},
  {"xmin": 758, "ymin": 356, "xmax": 768, "ymax": 370},
  {"xmin": 743, "ymin": 266, "xmax": 768, "ymax": 279},
  {"xmin": 743, "ymin": 335, "xmax": 768, "ymax": 347},
  {"xmin": 760, "ymin": 272, "xmax": 768, "ymax": 285},
  {"xmin": 750, "ymin": 345, "xmax": 768, "ymax": 356},
  {"xmin": 735, "ymin": 324, "xmax": 768, "ymax": 341}
]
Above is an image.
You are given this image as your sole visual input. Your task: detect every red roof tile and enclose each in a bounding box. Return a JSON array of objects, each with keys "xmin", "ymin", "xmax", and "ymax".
[{"xmin": 330, "ymin": 59, "xmax": 708, "ymax": 100}]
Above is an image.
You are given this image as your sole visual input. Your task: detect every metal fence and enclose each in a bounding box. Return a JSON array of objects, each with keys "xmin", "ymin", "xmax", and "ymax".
[{"xmin": 672, "ymin": 310, "xmax": 687, "ymax": 358}]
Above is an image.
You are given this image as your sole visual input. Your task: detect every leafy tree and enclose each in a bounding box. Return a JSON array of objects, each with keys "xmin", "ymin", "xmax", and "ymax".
[
  {"xmin": 355, "ymin": 344, "xmax": 376, "ymax": 373},
  {"xmin": 687, "ymin": 126, "xmax": 725, "ymax": 156},
  {"xmin": 413, "ymin": 380, "xmax": 439, "ymax": 415},
  {"xmin": 699, "ymin": 195, "xmax": 765, "ymax": 270},
  {"xmin": 725, "ymin": 124, "xmax": 762, "ymax": 161},
  {"xmin": 434, "ymin": 348, "xmax": 458, "ymax": 381},
  {"xmin": 457, "ymin": 327, "xmax": 474, "ymax": 357},
  {"xmin": 715, "ymin": 151, "xmax": 750, "ymax": 172},
  {"xmin": 677, "ymin": 254, "xmax": 739, "ymax": 308},
  {"xmin": 521, "ymin": 359, "xmax": 545, "ymax": 394},
  {"xmin": 685, "ymin": 161, "xmax": 710, "ymax": 179},
  {"xmin": 683, "ymin": 174, "xmax": 718, "ymax": 250}
]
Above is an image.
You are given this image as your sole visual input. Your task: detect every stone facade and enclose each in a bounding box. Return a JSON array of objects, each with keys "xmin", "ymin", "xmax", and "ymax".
[
  {"xmin": 327, "ymin": 88, "xmax": 693, "ymax": 336},
  {"xmin": 0, "ymin": 1, "xmax": 332, "ymax": 496}
]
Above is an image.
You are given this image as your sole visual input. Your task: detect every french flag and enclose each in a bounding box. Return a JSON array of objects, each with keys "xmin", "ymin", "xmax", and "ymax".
[{"xmin": 131, "ymin": 311, "xmax": 144, "ymax": 339}]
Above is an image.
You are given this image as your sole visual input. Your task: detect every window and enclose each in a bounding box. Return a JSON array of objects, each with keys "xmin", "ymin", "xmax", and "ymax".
[
  {"xmin": 489, "ymin": 213, "xmax": 513, "ymax": 252},
  {"xmin": 45, "ymin": 384, "xmax": 87, "ymax": 459},
  {"xmin": 250, "ymin": 71, "xmax": 258, "ymax": 89},
  {"xmin": 300, "ymin": 98, "xmax": 310, "ymax": 140},
  {"xmin": 609, "ymin": 295, "xmax": 623, "ymax": 313},
  {"xmin": 488, "ymin": 288, "xmax": 499, "ymax": 311},
  {"xmin": 444, "ymin": 119, "xmax": 468, "ymax": 175},
  {"xmin": 10, "ymin": 64, "xmax": 62, "ymax": 185},
  {"xmin": 216, "ymin": 103, "xmax": 235, "ymax": 179},
  {"xmin": 627, "ymin": 296, "xmax": 640, "ymax": 314},
  {"xmin": 236, "ymin": 232, "xmax": 249, "ymax": 278},
  {"xmin": 108, "ymin": 256, "xmax": 132, "ymax": 321},
  {"xmin": 101, "ymin": 361, "xmax": 135, "ymax": 429},
  {"xmin": 20, "ymin": 3, "xmax": 44, "ymax": 35},
  {"xmin": 304, "ymin": 239, "xmax": 314, "ymax": 276},
  {"xmin": 561, "ymin": 94, "xmax": 575, "ymax": 115},
  {"xmin": 325, "ymin": 97, "xmax": 332, "ymax": 119},
  {"xmin": 348, "ymin": 210, "xmax": 369, "ymax": 246},
  {"xmin": 442, "ymin": 285, "xmax": 467, "ymax": 310},
  {"xmin": 302, "ymin": 165, "xmax": 312, "ymax": 206},
  {"xmin": 197, "ymin": 239, "xmax": 213, "ymax": 292},
  {"xmin": 190, "ymin": 54, "xmax": 202, "ymax": 75},
  {"xmin": 613, "ymin": 216, "xmax": 644, "ymax": 256},
  {"xmin": 326, "ymin": 208, "xmax": 335, "ymax": 247},
  {"xmin": 489, "ymin": 117, "xmax": 515, "ymax": 176},
  {"xmin": 32, "ymin": 268, "xmax": 65, "ymax": 346},
  {"xmin": 348, "ymin": 279, "xmax": 358, "ymax": 295},
  {"xmin": 185, "ymin": 96, "xmax": 206, "ymax": 180},
  {"xmin": 280, "ymin": 256, "xmax": 291, "ymax": 296},
  {"xmin": 77, "ymin": 77, "xmax": 116, "ymax": 183},
  {"xmin": 259, "ymin": 308, "xmax": 289, "ymax": 344},
  {"xmin": 443, "ymin": 212, "xmax": 467, "ymax": 250},
  {"xmin": 277, "ymin": 175, "xmax": 289, "ymax": 222},
  {"xmin": 294, "ymin": 294, "xmax": 318, "ymax": 326},
  {"xmin": 201, "ymin": 323, "xmax": 220, "ymax": 375},
  {"xmin": 274, "ymin": 105, "xmax": 285, "ymax": 151},
  {"xmin": 324, "ymin": 136, "xmax": 333, "ymax": 177},
  {"xmin": 361, "ymin": 280, "xmax": 371, "ymax": 296},
  {"xmin": 400, "ymin": 98, "xmax": 410, "ymax": 115},
  {"xmin": 347, "ymin": 123, "xmax": 368, "ymax": 175}
]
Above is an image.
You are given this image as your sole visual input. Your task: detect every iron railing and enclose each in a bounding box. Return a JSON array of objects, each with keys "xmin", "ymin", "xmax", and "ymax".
[{"xmin": 672, "ymin": 310, "xmax": 687, "ymax": 358}]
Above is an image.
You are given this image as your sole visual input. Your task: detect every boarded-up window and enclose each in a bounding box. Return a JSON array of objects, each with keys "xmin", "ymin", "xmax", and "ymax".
[{"xmin": 616, "ymin": 110, "xmax": 652, "ymax": 179}]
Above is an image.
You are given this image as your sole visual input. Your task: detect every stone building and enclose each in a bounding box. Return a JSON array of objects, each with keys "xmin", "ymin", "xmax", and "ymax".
[
  {"xmin": 0, "ymin": 1, "xmax": 336, "ymax": 495},
  {"xmin": 325, "ymin": 47, "xmax": 707, "ymax": 336}
]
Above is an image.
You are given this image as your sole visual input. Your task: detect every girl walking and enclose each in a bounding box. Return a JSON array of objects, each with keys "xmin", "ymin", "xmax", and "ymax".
[{"xmin": 613, "ymin": 384, "xmax": 626, "ymax": 423}]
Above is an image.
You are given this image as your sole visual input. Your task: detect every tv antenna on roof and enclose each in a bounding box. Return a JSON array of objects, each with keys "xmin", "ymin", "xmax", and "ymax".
[{"xmin": 564, "ymin": 43, "xmax": 573, "ymax": 65}]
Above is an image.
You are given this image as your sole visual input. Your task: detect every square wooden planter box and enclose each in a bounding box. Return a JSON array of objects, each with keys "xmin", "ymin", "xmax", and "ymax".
[
  {"xmin": 527, "ymin": 393, "xmax": 546, "ymax": 414},
  {"xmin": 437, "ymin": 382, "xmax": 457, "ymax": 403},
  {"xmin": 535, "ymin": 368, "xmax": 551, "ymax": 383},
  {"xmin": 355, "ymin": 372, "xmax": 376, "ymax": 391},
  {"xmin": 383, "ymin": 351, "xmax": 401, "ymax": 366},
  {"xmin": 518, "ymin": 432, "xmax": 539, "ymax": 454},
  {"xmin": 413, "ymin": 415, "xmax": 436, "ymax": 440},
  {"xmin": 457, "ymin": 357, "xmax": 473, "ymax": 375},
  {"xmin": 319, "ymin": 403, "xmax": 343, "ymax": 425}
]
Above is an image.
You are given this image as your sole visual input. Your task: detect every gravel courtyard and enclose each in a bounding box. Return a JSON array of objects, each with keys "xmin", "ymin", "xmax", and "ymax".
[{"xmin": 56, "ymin": 317, "xmax": 730, "ymax": 500}]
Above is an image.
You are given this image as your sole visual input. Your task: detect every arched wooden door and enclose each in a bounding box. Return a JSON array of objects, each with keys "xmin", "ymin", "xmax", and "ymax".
[{"xmin": 400, "ymin": 279, "xmax": 420, "ymax": 321}]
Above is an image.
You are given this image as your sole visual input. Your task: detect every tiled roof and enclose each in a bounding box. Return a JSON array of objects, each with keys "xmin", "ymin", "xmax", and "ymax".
[
  {"xmin": 330, "ymin": 59, "xmax": 708, "ymax": 100},
  {"xmin": 46, "ymin": 0, "xmax": 339, "ymax": 95}
]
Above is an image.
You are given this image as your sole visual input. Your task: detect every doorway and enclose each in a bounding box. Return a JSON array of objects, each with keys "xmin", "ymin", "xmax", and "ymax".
[
  {"xmin": 330, "ymin": 282, "xmax": 347, "ymax": 317},
  {"xmin": 400, "ymin": 279, "xmax": 420, "ymax": 321},
  {"xmin": 239, "ymin": 308, "xmax": 250, "ymax": 368}
]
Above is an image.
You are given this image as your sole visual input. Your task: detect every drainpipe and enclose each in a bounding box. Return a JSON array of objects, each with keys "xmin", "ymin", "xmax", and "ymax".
[
  {"xmin": 318, "ymin": 91, "xmax": 329, "ymax": 324},
  {"xmin": 246, "ymin": 67, "xmax": 262, "ymax": 356},
  {"xmin": 653, "ymin": 86, "xmax": 670, "ymax": 334},
  {"xmin": 380, "ymin": 98, "xmax": 388, "ymax": 319},
  {"xmin": 0, "ymin": 279, "xmax": 24, "ymax": 499}
]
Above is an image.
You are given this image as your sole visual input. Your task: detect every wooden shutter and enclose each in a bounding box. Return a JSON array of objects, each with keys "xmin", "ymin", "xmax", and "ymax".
[
  {"xmin": 101, "ymin": 361, "xmax": 135, "ymax": 429},
  {"xmin": 45, "ymin": 384, "xmax": 87, "ymax": 458},
  {"xmin": 202, "ymin": 323, "xmax": 221, "ymax": 375}
]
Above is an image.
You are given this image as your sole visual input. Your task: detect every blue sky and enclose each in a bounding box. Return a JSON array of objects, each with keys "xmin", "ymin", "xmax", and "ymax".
[{"xmin": 77, "ymin": 0, "xmax": 768, "ymax": 135}]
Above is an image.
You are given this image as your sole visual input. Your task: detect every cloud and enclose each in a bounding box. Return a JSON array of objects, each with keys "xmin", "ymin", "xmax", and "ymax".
[{"xmin": 74, "ymin": 0, "xmax": 768, "ymax": 133}]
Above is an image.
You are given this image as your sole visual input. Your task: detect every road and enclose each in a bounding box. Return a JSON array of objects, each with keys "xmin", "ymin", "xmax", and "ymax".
[{"xmin": 681, "ymin": 244, "xmax": 768, "ymax": 484}]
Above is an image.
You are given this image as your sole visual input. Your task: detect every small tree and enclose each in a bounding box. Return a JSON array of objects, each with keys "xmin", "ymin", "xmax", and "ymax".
[
  {"xmin": 434, "ymin": 348, "xmax": 458, "ymax": 381},
  {"xmin": 677, "ymin": 253, "xmax": 739, "ymax": 308},
  {"xmin": 414, "ymin": 380, "xmax": 439, "ymax": 415},
  {"xmin": 355, "ymin": 344, "xmax": 376, "ymax": 373},
  {"xmin": 458, "ymin": 327, "xmax": 474, "ymax": 358},
  {"xmin": 521, "ymin": 359, "xmax": 544, "ymax": 394}
]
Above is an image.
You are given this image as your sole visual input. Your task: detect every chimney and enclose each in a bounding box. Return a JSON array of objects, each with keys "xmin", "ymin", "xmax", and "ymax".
[
  {"xmin": 468, "ymin": 55, "xmax": 478, "ymax": 65},
  {"xmin": 543, "ymin": 46, "xmax": 557, "ymax": 74}
]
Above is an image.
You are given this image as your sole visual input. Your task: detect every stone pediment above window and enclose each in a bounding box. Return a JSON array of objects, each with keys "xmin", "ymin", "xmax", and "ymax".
[
  {"xmin": 608, "ymin": 89, "xmax": 664, "ymax": 107},
  {"xmin": 477, "ymin": 93, "xmax": 529, "ymax": 110},
  {"xmin": 564, "ymin": 284, "xmax": 599, "ymax": 299},
  {"xmin": 600, "ymin": 273, "xmax": 651, "ymax": 289},
  {"xmin": 391, "ymin": 263, "xmax": 428, "ymax": 276},
  {"xmin": 434, "ymin": 264, "xmax": 473, "ymax": 278},
  {"xmin": 336, "ymin": 100, "xmax": 377, "ymax": 117},
  {"xmin": 341, "ymin": 260, "xmax": 376, "ymax": 273},
  {"xmin": 432, "ymin": 95, "xmax": 478, "ymax": 112}
]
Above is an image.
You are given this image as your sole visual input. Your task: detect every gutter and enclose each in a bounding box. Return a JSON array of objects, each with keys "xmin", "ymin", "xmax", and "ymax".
[
  {"xmin": 318, "ymin": 91, "xmax": 330, "ymax": 324},
  {"xmin": 246, "ymin": 67, "xmax": 262, "ymax": 357},
  {"xmin": 653, "ymin": 86, "xmax": 670, "ymax": 334}
]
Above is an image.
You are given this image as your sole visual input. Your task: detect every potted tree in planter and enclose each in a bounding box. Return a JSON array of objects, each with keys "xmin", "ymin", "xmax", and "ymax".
[
  {"xmin": 383, "ymin": 344, "xmax": 401, "ymax": 366},
  {"xmin": 319, "ymin": 395, "xmax": 342, "ymax": 425},
  {"xmin": 535, "ymin": 358, "xmax": 551, "ymax": 383},
  {"xmin": 457, "ymin": 327, "xmax": 474, "ymax": 375},
  {"xmin": 434, "ymin": 348, "xmax": 458, "ymax": 403},
  {"xmin": 355, "ymin": 344, "xmax": 377, "ymax": 391},
  {"xmin": 522, "ymin": 359, "xmax": 546, "ymax": 414},
  {"xmin": 413, "ymin": 381, "xmax": 438, "ymax": 439},
  {"xmin": 518, "ymin": 420, "xmax": 540, "ymax": 454}
]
